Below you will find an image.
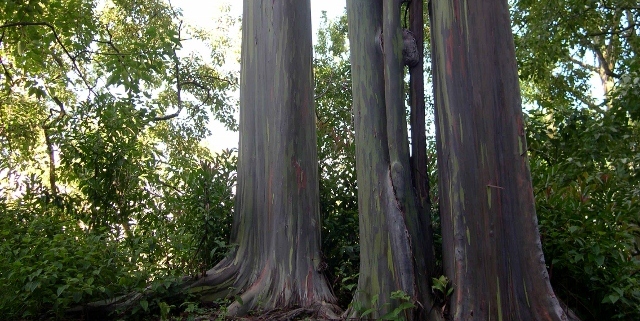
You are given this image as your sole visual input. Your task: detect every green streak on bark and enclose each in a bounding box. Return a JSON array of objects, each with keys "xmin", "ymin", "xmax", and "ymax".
[
  {"xmin": 466, "ymin": 227, "xmax": 470, "ymax": 245},
  {"xmin": 289, "ymin": 247, "xmax": 293, "ymax": 272},
  {"xmin": 524, "ymin": 278, "xmax": 530, "ymax": 308},
  {"xmin": 519, "ymin": 136, "xmax": 525, "ymax": 155},
  {"xmin": 497, "ymin": 277, "xmax": 503, "ymax": 321},
  {"xmin": 459, "ymin": 114, "xmax": 463, "ymax": 143},
  {"xmin": 387, "ymin": 240, "xmax": 394, "ymax": 276}
]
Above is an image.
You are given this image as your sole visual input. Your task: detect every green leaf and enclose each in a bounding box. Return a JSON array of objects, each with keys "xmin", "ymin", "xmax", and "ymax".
[
  {"xmin": 602, "ymin": 294, "xmax": 619, "ymax": 304},
  {"xmin": 57, "ymin": 285, "xmax": 69, "ymax": 297},
  {"xmin": 140, "ymin": 299, "xmax": 149, "ymax": 311},
  {"xmin": 595, "ymin": 255, "xmax": 605, "ymax": 267},
  {"xmin": 360, "ymin": 308, "xmax": 375, "ymax": 317},
  {"xmin": 613, "ymin": 287, "xmax": 624, "ymax": 296},
  {"xmin": 380, "ymin": 309, "xmax": 400, "ymax": 320},
  {"xmin": 106, "ymin": 73, "xmax": 120, "ymax": 87},
  {"xmin": 73, "ymin": 291, "xmax": 82, "ymax": 302},
  {"xmin": 17, "ymin": 40, "xmax": 24, "ymax": 55}
]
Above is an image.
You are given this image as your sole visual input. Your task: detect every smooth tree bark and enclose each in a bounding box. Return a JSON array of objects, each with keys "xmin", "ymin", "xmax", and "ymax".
[
  {"xmin": 408, "ymin": 0, "xmax": 437, "ymax": 278},
  {"xmin": 346, "ymin": 0, "xmax": 439, "ymax": 319},
  {"xmin": 430, "ymin": 0, "xmax": 568, "ymax": 319},
  {"xmin": 188, "ymin": 0, "xmax": 337, "ymax": 316}
]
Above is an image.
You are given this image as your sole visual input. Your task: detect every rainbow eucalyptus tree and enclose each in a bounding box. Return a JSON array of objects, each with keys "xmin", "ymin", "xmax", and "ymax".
[
  {"xmin": 429, "ymin": 0, "xmax": 574, "ymax": 319},
  {"xmin": 345, "ymin": 0, "xmax": 438, "ymax": 319},
  {"xmin": 188, "ymin": 0, "xmax": 337, "ymax": 316}
]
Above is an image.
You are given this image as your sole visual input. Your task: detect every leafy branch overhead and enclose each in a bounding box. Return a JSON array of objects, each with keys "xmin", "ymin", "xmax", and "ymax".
[{"xmin": 1, "ymin": 0, "xmax": 639, "ymax": 320}]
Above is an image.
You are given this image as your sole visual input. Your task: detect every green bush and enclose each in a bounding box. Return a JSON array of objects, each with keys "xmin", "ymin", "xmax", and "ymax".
[
  {"xmin": 0, "ymin": 182, "xmax": 137, "ymax": 318},
  {"xmin": 527, "ymin": 107, "xmax": 640, "ymax": 320}
]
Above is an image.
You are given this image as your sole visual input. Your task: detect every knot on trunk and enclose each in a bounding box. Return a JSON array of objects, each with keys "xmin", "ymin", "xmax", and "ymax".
[
  {"xmin": 377, "ymin": 29, "xmax": 420, "ymax": 68},
  {"xmin": 402, "ymin": 29, "xmax": 419, "ymax": 67}
]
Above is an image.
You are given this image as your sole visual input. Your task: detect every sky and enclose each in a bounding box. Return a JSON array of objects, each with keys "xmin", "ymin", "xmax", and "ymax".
[
  {"xmin": 173, "ymin": 1, "xmax": 603, "ymax": 153},
  {"xmin": 173, "ymin": 0, "xmax": 347, "ymax": 152}
]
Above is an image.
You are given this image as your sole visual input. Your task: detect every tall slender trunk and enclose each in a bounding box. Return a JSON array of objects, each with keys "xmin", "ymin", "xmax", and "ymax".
[
  {"xmin": 409, "ymin": 0, "xmax": 436, "ymax": 278},
  {"xmin": 188, "ymin": 0, "xmax": 337, "ymax": 316},
  {"xmin": 430, "ymin": 0, "xmax": 567, "ymax": 319}
]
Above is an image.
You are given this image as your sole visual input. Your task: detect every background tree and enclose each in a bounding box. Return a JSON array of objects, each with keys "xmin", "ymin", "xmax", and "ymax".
[
  {"xmin": 0, "ymin": 0, "xmax": 239, "ymax": 318},
  {"xmin": 512, "ymin": 0, "xmax": 640, "ymax": 318},
  {"xmin": 313, "ymin": 12, "xmax": 361, "ymax": 308}
]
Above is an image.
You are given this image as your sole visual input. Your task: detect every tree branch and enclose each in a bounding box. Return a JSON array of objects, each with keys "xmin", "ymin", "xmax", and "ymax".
[
  {"xmin": 0, "ymin": 56, "xmax": 12, "ymax": 90},
  {"xmin": 571, "ymin": 89, "xmax": 605, "ymax": 112},
  {"xmin": 40, "ymin": 99, "xmax": 66, "ymax": 198},
  {"xmin": 313, "ymin": 65, "xmax": 337, "ymax": 101},
  {"xmin": 148, "ymin": 80, "xmax": 213, "ymax": 122},
  {"xmin": 0, "ymin": 21, "xmax": 97, "ymax": 94},
  {"xmin": 569, "ymin": 57, "xmax": 599, "ymax": 73},
  {"xmin": 587, "ymin": 22, "xmax": 637, "ymax": 37},
  {"xmin": 591, "ymin": 45, "xmax": 622, "ymax": 79},
  {"xmin": 599, "ymin": 0, "xmax": 640, "ymax": 11}
]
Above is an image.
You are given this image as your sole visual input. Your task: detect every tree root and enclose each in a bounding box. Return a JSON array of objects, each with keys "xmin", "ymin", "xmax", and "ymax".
[{"xmin": 67, "ymin": 255, "xmax": 342, "ymax": 320}]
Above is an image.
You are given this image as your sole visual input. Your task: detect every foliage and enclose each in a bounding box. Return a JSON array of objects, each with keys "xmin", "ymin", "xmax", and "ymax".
[
  {"xmin": 350, "ymin": 290, "xmax": 415, "ymax": 321},
  {"xmin": 1, "ymin": 0, "xmax": 640, "ymax": 319},
  {"xmin": 431, "ymin": 275, "xmax": 453, "ymax": 302},
  {"xmin": 0, "ymin": 0, "xmax": 239, "ymax": 318},
  {"xmin": 514, "ymin": 1, "xmax": 640, "ymax": 318},
  {"xmin": 0, "ymin": 150, "xmax": 237, "ymax": 319},
  {"xmin": 527, "ymin": 105, "xmax": 640, "ymax": 320},
  {"xmin": 314, "ymin": 11, "xmax": 360, "ymax": 308},
  {"xmin": 0, "ymin": 179, "xmax": 136, "ymax": 318},
  {"xmin": 170, "ymin": 149, "xmax": 237, "ymax": 275},
  {"xmin": 512, "ymin": 0, "xmax": 640, "ymax": 111}
]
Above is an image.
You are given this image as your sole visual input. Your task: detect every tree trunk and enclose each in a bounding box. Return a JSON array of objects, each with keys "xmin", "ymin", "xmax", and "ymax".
[
  {"xmin": 188, "ymin": 0, "xmax": 337, "ymax": 316},
  {"xmin": 429, "ymin": 0, "xmax": 568, "ymax": 319},
  {"xmin": 346, "ymin": 1, "xmax": 439, "ymax": 319},
  {"xmin": 408, "ymin": 0, "xmax": 437, "ymax": 278}
]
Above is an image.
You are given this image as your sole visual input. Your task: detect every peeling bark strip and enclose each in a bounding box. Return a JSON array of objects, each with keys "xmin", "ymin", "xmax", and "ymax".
[
  {"xmin": 429, "ymin": 0, "xmax": 567, "ymax": 320},
  {"xmin": 188, "ymin": 0, "xmax": 337, "ymax": 317},
  {"xmin": 346, "ymin": 0, "xmax": 439, "ymax": 319}
]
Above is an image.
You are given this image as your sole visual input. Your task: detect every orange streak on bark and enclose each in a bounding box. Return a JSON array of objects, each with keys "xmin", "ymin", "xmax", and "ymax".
[
  {"xmin": 453, "ymin": 0, "xmax": 460, "ymax": 21},
  {"xmin": 446, "ymin": 33, "xmax": 454, "ymax": 77},
  {"xmin": 244, "ymin": 259, "xmax": 270, "ymax": 294},
  {"xmin": 291, "ymin": 157, "xmax": 307, "ymax": 192},
  {"xmin": 517, "ymin": 116, "xmax": 524, "ymax": 136}
]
